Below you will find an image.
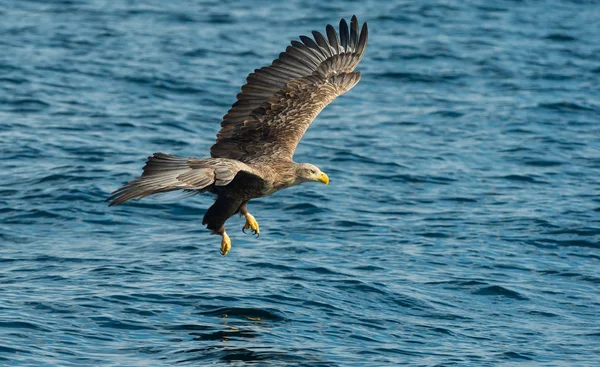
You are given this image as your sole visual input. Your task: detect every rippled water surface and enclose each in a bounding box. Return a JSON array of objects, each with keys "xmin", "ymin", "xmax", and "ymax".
[{"xmin": 2, "ymin": 0, "xmax": 600, "ymax": 365}]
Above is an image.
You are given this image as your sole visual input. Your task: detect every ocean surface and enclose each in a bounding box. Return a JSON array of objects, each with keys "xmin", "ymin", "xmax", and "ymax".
[{"xmin": 1, "ymin": 0, "xmax": 600, "ymax": 365}]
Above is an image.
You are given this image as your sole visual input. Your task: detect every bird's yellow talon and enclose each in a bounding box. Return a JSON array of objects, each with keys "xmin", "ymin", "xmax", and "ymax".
[
  {"xmin": 220, "ymin": 232, "xmax": 231, "ymax": 255},
  {"xmin": 243, "ymin": 213, "xmax": 260, "ymax": 236}
]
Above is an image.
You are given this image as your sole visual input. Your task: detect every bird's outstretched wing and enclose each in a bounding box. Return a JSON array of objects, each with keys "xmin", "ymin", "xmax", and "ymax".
[
  {"xmin": 210, "ymin": 16, "xmax": 368, "ymax": 163},
  {"xmin": 107, "ymin": 153, "xmax": 259, "ymax": 206}
]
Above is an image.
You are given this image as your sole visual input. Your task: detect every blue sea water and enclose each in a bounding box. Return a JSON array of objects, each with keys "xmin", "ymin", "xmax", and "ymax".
[{"xmin": 1, "ymin": 0, "xmax": 600, "ymax": 365}]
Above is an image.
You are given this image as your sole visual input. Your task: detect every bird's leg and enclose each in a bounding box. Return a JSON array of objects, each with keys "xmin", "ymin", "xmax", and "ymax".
[
  {"xmin": 243, "ymin": 213, "xmax": 260, "ymax": 237},
  {"xmin": 218, "ymin": 226, "xmax": 231, "ymax": 256},
  {"xmin": 239, "ymin": 202, "xmax": 260, "ymax": 237}
]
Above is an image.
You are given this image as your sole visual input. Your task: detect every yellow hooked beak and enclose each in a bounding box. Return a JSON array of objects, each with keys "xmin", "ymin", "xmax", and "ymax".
[{"xmin": 317, "ymin": 172, "xmax": 329, "ymax": 185}]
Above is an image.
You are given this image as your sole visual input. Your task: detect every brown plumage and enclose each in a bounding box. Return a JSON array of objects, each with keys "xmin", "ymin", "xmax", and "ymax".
[{"xmin": 108, "ymin": 16, "xmax": 368, "ymax": 255}]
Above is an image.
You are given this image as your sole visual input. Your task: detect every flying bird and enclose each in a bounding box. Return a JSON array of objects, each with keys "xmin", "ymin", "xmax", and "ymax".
[{"xmin": 108, "ymin": 16, "xmax": 368, "ymax": 255}]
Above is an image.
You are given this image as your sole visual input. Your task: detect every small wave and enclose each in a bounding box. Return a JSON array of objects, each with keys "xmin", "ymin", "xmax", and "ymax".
[
  {"xmin": 533, "ymin": 72, "xmax": 574, "ymax": 81},
  {"xmin": 334, "ymin": 220, "xmax": 371, "ymax": 228},
  {"xmin": 0, "ymin": 76, "xmax": 27, "ymax": 84},
  {"xmin": 333, "ymin": 279, "xmax": 388, "ymax": 296},
  {"xmin": 476, "ymin": 5, "xmax": 509, "ymax": 12},
  {"xmin": 539, "ymin": 239, "xmax": 599, "ymax": 249},
  {"xmin": 301, "ymin": 266, "xmax": 342, "ymax": 275},
  {"xmin": 544, "ymin": 33, "xmax": 577, "ymax": 42},
  {"xmin": 441, "ymin": 197, "xmax": 478, "ymax": 203},
  {"xmin": 391, "ymin": 293, "xmax": 432, "ymax": 310},
  {"xmin": 545, "ymin": 227, "xmax": 600, "ymax": 236},
  {"xmin": 430, "ymin": 110, "xmax": 464, "ymax": 118},
  {"xmin": 302, "ymin": 299, "xmax": 342, "ymax": 312},
  {"xmin": 175, "ymin": 346, "xmax": 321, "ymax": 365},
  {"xmin": 0, "ymin": 345, "xmax": 30, "ymax": 354},
  {"xmin": 122, "ymin": 75, "xmax": 205, "ymax": 95},
  {"xmin": 499, "ymin": 351, "xmax": 534, "ymax": 361},
  {"xmin": 149, "ymin": 137, "xmax": 189, "ymax": 147},
  {"xmin": 0, "ymin": 98, "xmax": 50, "ymax": 112},
  {"xmin": 526, "ymin": 310, "xmax": 559, "ymax": 318},
  {"xmin": 385, "ymin": 173, "xmax": 456, "ymax": 185},
  {"xmin": 24, "ymin": 301, "xmax": 76, "ymax": 315},
  {"xmin": 425, "ymin": 279, "xmax": 488, "ymax": 286},
  {"xmin": 122, "ymin": 307, "xmax": 159, "ymax": 317},
  {"xmin": 537, "ymin": 102, "xmax": 596, "ymax": 112},
  {"xmin": 246, "ymin": 262, "xmax": 293, "ymax": 272},
  {"xmin": 352, "ymin": 265, "xmax": 385, "ymax": 271},
  {"xmin": 371, "ymin": 14, "xmax": 415, "ymax": 23},
  {"xmin": 330, "ymin": 151, "xmax": 381, "ymax": 165},
  {"xmin": 192, "ymin": 329, "xmax": 259, "ymax": 341},
  {"xmin": 472, "ymin": 285, "xmax": 528, "ymax": 300},
  {"xmin": 200, "ymin": 307, "xmax": 286, "ymax": 322},
  {"xmin": 427, "ymin": 326, "xmax": 455, "ymax": 336},
  {"xmin": 164, "ymin": 324, "xmax": 212, "ymax": 331},
  {"xmin": 165, "ymin": 12, "xmax": 197, "ymax": 24},
  {"xmin": 3, "ymin": 209, "xmax": 69, "ymax": 224},
  {"xmin": 418, "ymin": 232, "xmax": 450, "ymax": 238},
  {"xmin": 495, "ymin": 174, "xmax": 546, "ymax": 184},
  {"xmin": 183, "ymin": 48, "xmax": 209, "ymax": 58},
  {"xmin": 31, "ymin": 254, "xmax": 103, "ymax": 264},
  {"xmin": 0, "ymin": 321, "xmax": 50, "ymax": 332},
  {"xmin": 520, "ymin": 159, "xmax": 563, "ymax": 167},
  {"xmin": 505, "ymin": 128, "xmax": 534, "ymax": 134},
  {"xmin": 373, "ymin": 71, "xmax": 466, "ymax": 83},
  {"xmin": 207, "ymin": 13, "xmax": 235, "ymax": 24},
  {"xmin": 284, "ymin": 203, "xmax": 327, "ymax": 215},
  {"xmin": 96, "ymin": 319, "xmax": 155, "ymax": 331}
]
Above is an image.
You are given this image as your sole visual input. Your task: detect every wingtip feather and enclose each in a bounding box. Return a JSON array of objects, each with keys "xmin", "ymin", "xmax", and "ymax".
[
  {"xmin": 357, "ymin": 21, "xmax": 368, "ymax": 55},
  {"xmin": 339, "ymin": 18, "xmax": 349, "ymax": 51},
  {"xmin": 325, "ymin": 24, "xmax": 340, "ymax": 52}
]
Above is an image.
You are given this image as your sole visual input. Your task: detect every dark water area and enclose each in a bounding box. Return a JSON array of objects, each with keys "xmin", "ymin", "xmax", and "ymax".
[{"xmin": 1, "ymin": 0, "xmax": 600, "ymax": 365}]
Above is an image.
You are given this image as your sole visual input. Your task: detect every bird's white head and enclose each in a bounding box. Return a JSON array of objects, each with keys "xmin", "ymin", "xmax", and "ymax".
[{"xmin": 294, "ymin": 163, "xmax": 329, "ymax": 185}]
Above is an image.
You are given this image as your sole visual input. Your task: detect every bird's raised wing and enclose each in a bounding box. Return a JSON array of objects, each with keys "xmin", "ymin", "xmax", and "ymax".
[{"xmin": 210, "ymin": 16, "xmax": 368, "ymax": 163}]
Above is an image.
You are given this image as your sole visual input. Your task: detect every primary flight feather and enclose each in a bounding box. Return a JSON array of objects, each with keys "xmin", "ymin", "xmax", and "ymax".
[{"xmin": 108, "ymin": 16, "xmax": 368, "ymax": 255}]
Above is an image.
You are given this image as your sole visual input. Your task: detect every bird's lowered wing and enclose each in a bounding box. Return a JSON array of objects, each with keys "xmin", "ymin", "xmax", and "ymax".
[
  {"xmin": 107, "ymin": 153, "xmax": 259, "ymax": 206},
  {"xmin": 210, "ymin": 16, "xmax": 368, "ymax": 163}
]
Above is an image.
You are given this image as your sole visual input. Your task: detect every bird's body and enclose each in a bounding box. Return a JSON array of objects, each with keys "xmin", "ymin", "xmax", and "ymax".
[{"xmin": 108, "ymin": 16, "xmax": 368, "ymax": 254}]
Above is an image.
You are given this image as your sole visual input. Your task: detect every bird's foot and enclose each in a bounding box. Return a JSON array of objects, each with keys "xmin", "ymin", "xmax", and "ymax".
[
  {"xmin": 242, "ymin": 213, "xmax": 260, "ymax": 237},
  {"xmin": 220, "ymin": 231, "xmax": 231, "ymax": 256}
]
